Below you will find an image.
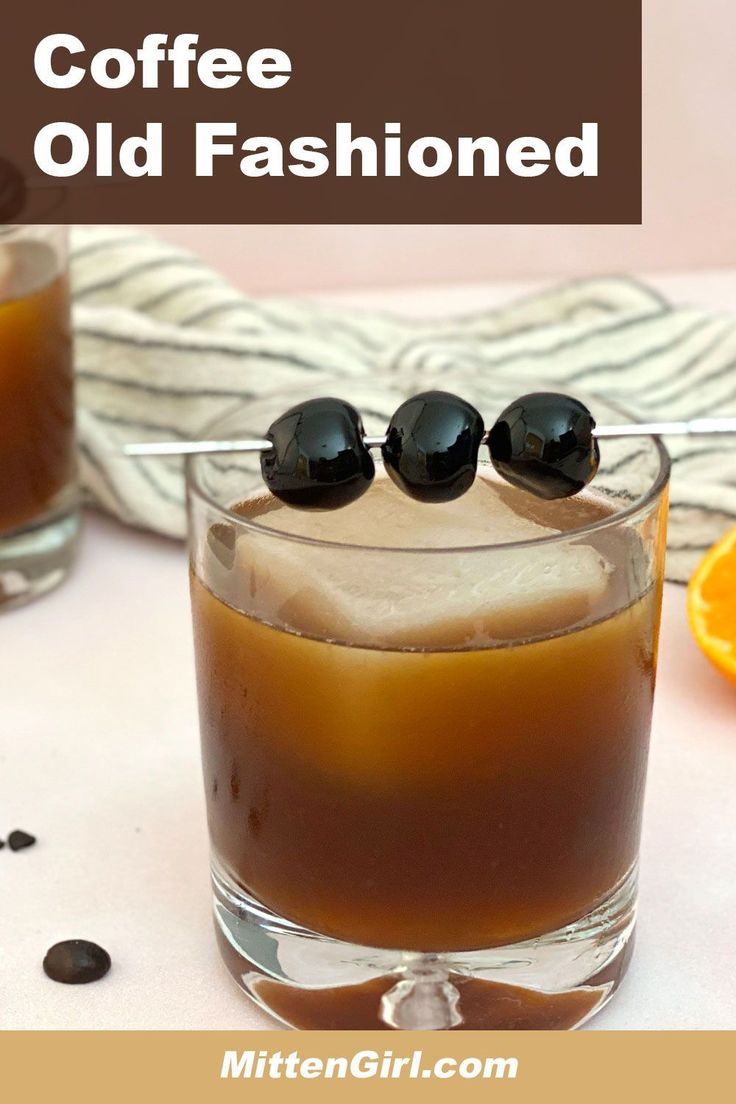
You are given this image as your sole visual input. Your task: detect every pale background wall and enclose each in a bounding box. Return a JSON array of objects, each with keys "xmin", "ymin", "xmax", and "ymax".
[{"xmin": 148, "ymin": 0, "xmax": 736, "ymax": 293}]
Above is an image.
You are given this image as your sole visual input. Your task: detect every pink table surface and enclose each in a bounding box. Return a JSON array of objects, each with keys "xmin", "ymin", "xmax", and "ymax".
[{"xmin": 1, "ymin": 273, "xmax": 735, "ymax": 1030}]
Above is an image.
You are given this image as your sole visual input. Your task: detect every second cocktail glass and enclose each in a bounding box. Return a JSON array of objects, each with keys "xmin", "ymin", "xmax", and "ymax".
[{"xmin": 0, "ymin": 225, "xmax": 78, "ymax": 607}]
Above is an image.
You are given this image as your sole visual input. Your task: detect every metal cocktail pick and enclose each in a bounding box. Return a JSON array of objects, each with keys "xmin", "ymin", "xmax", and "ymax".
[{"xmin": 121, "ymin": 418, "xmax": 736, "ymax": 458}]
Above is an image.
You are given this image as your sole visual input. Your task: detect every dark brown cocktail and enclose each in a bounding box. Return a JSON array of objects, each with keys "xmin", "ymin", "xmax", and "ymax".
[
  {"xmin": 192, "ymin": 476, "xmax": 659, "ymax": 952},
  {"xmin": 0, "ymin": 229, "xmax": 77, "ymax": 605},
  {"xmin": 187, "ymin": 385, "xmax": 669, "ymax": 1029},
  {"xmin": 0, "ymin": 236, "xmax": 74, "ymax": 534}
]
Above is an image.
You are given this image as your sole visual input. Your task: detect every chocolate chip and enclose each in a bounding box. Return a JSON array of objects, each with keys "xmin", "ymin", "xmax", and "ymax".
[
  {"xmin": 43, "ymin": 940, "xmax": 111, "ymax": 985},
  {"xmin": 0, "ymin": 839, "xmax": 5, "ymax": 849},
  {"xmin": 8, "ymin": 830, "xmax": 35, "ymax": 851}
]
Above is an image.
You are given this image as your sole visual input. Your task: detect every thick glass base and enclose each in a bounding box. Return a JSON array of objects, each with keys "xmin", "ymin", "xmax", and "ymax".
[
  {"xmin": 212, "ymin": 860, "xmax": 637, "ymax": 1030},
  {"xmin": 0, "ymin": 506, "xmax": 81, "ymax": 610}
]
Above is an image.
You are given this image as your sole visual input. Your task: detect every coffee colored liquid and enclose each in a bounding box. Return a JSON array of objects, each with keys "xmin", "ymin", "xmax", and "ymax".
[
  {"xmin": 192, "ymin": 478, "xmax": 659, "ymax": 952},
  {"xmin": 0, "ymin": 239, "xmax": 74, "ymax": 535}
]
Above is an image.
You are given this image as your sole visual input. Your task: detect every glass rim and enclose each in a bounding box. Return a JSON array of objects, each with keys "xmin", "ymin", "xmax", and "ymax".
[{"xmin": 185, "ymin": 391, "xmax": 671, "ymax": 556}]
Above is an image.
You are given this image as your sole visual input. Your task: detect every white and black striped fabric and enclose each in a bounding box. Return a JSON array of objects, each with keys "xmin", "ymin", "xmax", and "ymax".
[{"xmin": 71, "ymin": 226, "xmax": 736, "ymax": 583}]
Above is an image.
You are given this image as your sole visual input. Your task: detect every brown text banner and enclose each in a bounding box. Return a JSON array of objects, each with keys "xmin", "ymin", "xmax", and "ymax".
[{"xmin": 1, "ymin": 0, "xmax": 641, "ymax": 224}]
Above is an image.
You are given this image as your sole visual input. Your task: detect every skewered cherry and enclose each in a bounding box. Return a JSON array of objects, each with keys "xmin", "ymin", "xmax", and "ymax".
[
  {"xmin": 261, "ymin": 397, "xmax": 375, "ymax": 509},
  {"xmin": 381, "ymin": 390, "xmax": 485, "ymax": 503},
  {"xmin": 487, "ymin": 391, "xmax": 599, "ymax": 500}
]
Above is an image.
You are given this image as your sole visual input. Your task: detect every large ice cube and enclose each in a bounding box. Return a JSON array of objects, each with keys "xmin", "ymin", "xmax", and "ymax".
[{"xmin": 229, "ymin": 474, "xmax": 611, "ymax": 647}]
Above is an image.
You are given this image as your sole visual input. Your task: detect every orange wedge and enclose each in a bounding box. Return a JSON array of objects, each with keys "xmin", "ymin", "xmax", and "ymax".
[{"xmin": 687, "ymin": 526, "xmax": 736, "ymax": 684}]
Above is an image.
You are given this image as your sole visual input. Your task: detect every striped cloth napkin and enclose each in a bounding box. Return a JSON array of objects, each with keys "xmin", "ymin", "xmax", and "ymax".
[{"xmin": 71, "ymin": 226, "xmax": 736, "ymax": 583}]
